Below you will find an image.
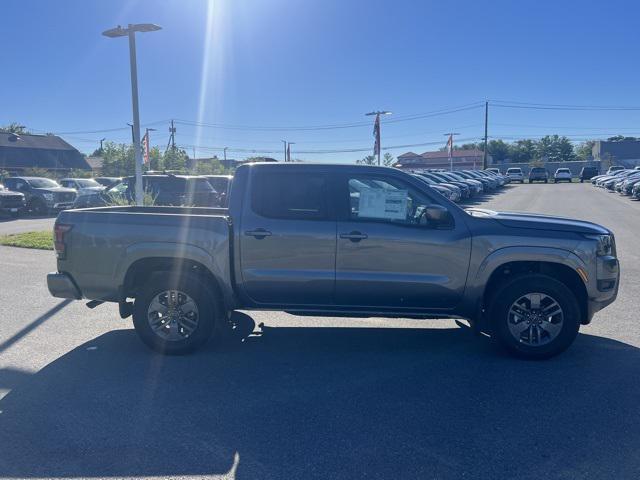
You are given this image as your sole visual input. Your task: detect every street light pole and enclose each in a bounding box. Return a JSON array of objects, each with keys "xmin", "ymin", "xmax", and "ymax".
[
  {"xmin": 223, "ymin": 147, "xmax": 228, "ymax": 162},
  {"xmin": 103, "ymin": 23, "xmax": 161, "ymax": 205},
  {"xmin": 281, "ymin": 140, "xmax": 287, "ymax": 162},
  {"xmin": 127, "ymin": 28, "xmax": 144, "ymax": 205}
]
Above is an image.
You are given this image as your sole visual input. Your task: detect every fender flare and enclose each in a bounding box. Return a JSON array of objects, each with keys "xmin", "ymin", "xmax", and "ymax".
[{"xmin": 114, "ymin": 242, "xmax": 234, "ymax": 308}]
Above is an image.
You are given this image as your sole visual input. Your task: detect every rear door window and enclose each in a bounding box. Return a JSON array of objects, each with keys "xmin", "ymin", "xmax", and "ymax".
[{"xmin": 251, "ymin": 172, "xmax": 328, "ymax": 220}]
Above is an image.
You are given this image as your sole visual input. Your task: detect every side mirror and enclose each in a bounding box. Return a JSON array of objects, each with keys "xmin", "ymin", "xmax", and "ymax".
[{"xmin": 423, "ymin": 204, "xmax": 453, "ymax": 227}]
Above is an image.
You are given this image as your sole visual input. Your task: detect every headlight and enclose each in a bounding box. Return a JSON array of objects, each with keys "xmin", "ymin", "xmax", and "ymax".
[
  {"xmin": 43, "ymin": 193, "xmax": 54, "ymax": 201},
  {"xmin": 585, "ymin": 234, "xmax": 615, "ymax": 256}
]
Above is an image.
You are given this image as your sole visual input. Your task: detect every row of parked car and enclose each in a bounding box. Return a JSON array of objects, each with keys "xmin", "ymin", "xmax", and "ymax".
[
  {"xmin": 590, "ymin": 165, "xmax": 640, "ymax": 199},
  {"xmin": 0, "ymin": 173, "xmax": 233, "ymax": 217},
  {"xmin": 408, "ymin": 168, "xmax": 510, "ymax": 203},
  {"xmin": 499, "ymin": 166, "xmax": 599, "ymax": 184}
]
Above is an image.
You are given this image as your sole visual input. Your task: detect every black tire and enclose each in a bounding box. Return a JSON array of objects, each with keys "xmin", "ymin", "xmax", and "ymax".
[
  {"xmin": 544, "ymin": 179, "xmax": 548, "ymax": 183},
  {"xmin": 488, "ymin": 274, "xmax": 580, "ymax": 360},
  {"xmin": 10, "ymin": 210, "xmax": 20, "ymax": 219},
  {"xmin": 132, "ymin": 272, "xmax": 219, "ymax": 354}
]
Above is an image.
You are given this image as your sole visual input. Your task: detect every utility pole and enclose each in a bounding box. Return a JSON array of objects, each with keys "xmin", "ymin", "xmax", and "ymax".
[
  {"xmin": 127, "ymin": 123, "xmax": 135, "ymax": 143},
  {"xmin": 170, "ymin": 119, "xmax": 176, "ymax": 150},
  {"xmin": 100, "ymin": 137, "xmax": 106, "ymax": 151},
  {"xmin": 223, "ymin": 146, "xmax": 228, "ymax": 163},
  {"xmin": 365, "ymin": 110, "xmax": 392, "ymax": 165},
  {"xmin": 443, "ymin": 132, "xmax": 460, "ymax": 171},
  {"xmin": 287, "ymin": 142, "xmax": 295, "ymax": 162},
  {"xmin": 281, "ymin": 140, "xmax": 287, "ymax": 162},
  {"xmin": 483, "ymin": 101, "xmax": 489, "ymax": 170}
]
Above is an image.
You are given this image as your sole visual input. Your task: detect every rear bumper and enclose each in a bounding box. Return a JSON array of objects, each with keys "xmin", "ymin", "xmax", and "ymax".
[{"xmin": 47, "ymin": 272, "xmax": 82, "ymax": 299}]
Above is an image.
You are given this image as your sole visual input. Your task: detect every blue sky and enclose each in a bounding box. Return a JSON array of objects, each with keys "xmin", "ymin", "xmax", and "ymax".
[{"xmin": 2, "ymin": 0, "xmax": 640, "ymax": 162}]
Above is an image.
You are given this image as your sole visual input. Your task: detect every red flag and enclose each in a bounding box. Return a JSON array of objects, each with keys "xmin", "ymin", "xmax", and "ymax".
[
  {"xmin": 373, "ymin": 114, "xmax": 381, "ymax": 156},
  {"xmin": 142, "ymin": 132, "xmax": 150, "ymax": 164}
]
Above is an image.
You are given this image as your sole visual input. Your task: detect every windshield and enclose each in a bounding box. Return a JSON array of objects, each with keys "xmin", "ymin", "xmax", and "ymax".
[
  {"xmin": 507, "ymin": 169, "xmax": 522, "ymax": 173},
  {"xmin": 26, "ymin": 178, "xmax": 60, "ymax": 188},
  {"xmin": 75, "ymin": 179, "xmax": 101, "ymax": 188}
]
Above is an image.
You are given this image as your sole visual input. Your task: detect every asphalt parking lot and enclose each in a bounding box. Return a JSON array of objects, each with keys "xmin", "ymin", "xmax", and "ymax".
[{"xmin": 0, "ymin": 183, "xmax": 639, "ymax": 480}]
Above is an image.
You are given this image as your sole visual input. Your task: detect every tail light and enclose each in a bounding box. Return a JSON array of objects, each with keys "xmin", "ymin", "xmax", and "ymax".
[{"xmin": 54, "ymin": 223, "xmax": 73, "ymax": 259}]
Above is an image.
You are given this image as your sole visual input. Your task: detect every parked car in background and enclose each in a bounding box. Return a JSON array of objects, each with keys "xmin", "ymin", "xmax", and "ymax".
[
  {"xmin": 73, "ymin": 174, "xmax": 218, "ymax": 208},
  {"xmin": 0, "ymin": 183, "xmax": 26, "ymax": 217},
  {"xmin": 617, "ymin": 172, "xmax": 640, "ymax": 195},
  {"xmin": 485, "ymin": 167, "xmax": 501, "ymax": 174},
  {"xmin": 59, "ymin": 178, "xmax": 105, "ymax": 196},
  {"xmin": 579, "ymin": 166, "xmax": 599, "ymax": 182},
  {"xmin": 606, "ymin": 166, "xmax": 625, "ymax": 175},
  {"xmin": 412, "ymin": 174, "xmax": 461, "ymax": 202},
  {"xmin": 3, "ymin": 177, "xmax": 76, "ymax": 215},
  {"xmin": 94, "ymin": 177, "xmax": 123, "ymax": 187},
  {"xmin": 48, "ymin": 163, "xmax": 620, "ymax": 359},
  {"xmin": 506, "ymin": 167, "xmax": 524, "ymax": 183},
  {"xmin": 528, "ymin": 167, "xmax": 549, "ymax": 183},
  {"xmin": 554, "ymin": 168, "xmax": 572, "ymax": 183},
  {"xmin": 413, "ymin": 173, "xmax": 464, "ymax": 200},
  {"xmin": 203, "ymin": 175, "xmax": 233, "ymax": 207}
]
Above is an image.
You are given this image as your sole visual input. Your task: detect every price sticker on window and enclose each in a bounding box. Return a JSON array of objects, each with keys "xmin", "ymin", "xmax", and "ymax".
[{"xmin": 358, "ymin": 187, "xmax": 408, "ymax": 220}]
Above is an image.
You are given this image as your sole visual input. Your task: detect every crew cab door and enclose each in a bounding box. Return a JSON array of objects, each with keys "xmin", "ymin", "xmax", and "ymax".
[
  {"xmin": 238, "ymin": 169, "xmax": 336, "ymax": 306},
  {"xmin": 335, "ymin": 172, "xmax": 471, "ymax": 310}
]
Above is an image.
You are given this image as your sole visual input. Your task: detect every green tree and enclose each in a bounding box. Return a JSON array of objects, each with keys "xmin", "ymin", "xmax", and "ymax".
[
  {"xmin": 356, "ymin": 155, "xmax": 377, "ymax": 165},
  {"xmin": 162, "ymin": 148, "xmax": 189, "ymax": 171},
  {"xmin": 487, "ymin": 139, "xmax": 510, "ymax": 163},
  {"xmin": 510, "ymin": 139, "xmax": 536, "ymax": 163},
  {"xmin": 535, "ymin": 135, "xmax": 575, "ymax": 162},
  {"xmin": 22, "ymin": 167, "xmax": 57, "ymax": 179},
  {"xmin": 575, "ymin": 140, "xmax": 595, "ymax": 160},
  {"xmin": 0, "ymin": 123, "xmax": 29, "ymax": 134},
  {"xmin": 100, "ymin": 142, "xmax": 135, "ymax": 176},
  {"xmin": 383, "ymin": 152, "xmax": 395, "ymax": 166}
]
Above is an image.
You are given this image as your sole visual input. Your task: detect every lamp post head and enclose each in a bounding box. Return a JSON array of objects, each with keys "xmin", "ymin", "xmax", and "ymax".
[{"xmin": 102, "ymin": 23, "xmax": 162, "ymax": 38}]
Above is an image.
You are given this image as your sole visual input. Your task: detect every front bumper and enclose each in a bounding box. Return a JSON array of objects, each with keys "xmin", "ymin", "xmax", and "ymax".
[
  {"xmin": 586, "ymin": 255, "xmax": 619, "ymax": 322},
  {"xmin": 47, "ymin": 272, "xmax": 82, "ymax": 299}
]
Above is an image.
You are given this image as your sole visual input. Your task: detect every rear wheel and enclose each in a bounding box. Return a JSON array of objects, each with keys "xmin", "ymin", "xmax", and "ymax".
[
  {"xmin": 489, "ymin": 274, "xmax": 580, "ymax": 359},
  {"xmin": 132, "ymin": 272, "xmax": 218, "ymax": 354}
]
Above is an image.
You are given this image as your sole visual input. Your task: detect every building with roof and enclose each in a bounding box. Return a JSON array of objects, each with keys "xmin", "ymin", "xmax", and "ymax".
[
  {"xmin": 394, "ymin": 149, "xmax": 490, "ymax": 171},
  {"xmin": 592, "ymin": 139, "xmax": 640, "ymax": 167},
  {"xmin": 0, "ymin": 132, "xmax": 90, "ymax": 173}
]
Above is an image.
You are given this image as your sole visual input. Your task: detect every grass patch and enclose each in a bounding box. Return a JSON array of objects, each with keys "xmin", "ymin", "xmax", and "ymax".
[{"xmin": 0, "ymin": 231, "xmax": 54, "ymax": 250}]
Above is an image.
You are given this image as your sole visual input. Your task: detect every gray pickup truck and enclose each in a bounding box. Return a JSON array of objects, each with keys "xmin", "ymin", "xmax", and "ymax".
[{"xmin": 47, "ymin": 163, "xmax": 620, "ymax": 359}]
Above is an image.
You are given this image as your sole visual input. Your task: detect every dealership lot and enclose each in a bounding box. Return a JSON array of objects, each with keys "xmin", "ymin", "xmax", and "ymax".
[{"xmin": 0, "ymin": 183, "xmax": 639, "ymax": 479}]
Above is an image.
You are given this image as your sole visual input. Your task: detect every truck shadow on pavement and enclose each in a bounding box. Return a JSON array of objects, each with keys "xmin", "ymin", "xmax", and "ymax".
[{"xmin": 1, "ymin": 314, "xmax": 639, "ymax": 479}]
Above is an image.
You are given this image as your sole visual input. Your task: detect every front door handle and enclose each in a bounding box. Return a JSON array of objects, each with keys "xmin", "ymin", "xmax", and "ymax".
[
  {"xmin": 340, "ymin": 231, "xmax": 368, "ymax": 242},
  {"xmin": 245, "ymin": 228, "xmax": 272, "ymax": 239}
]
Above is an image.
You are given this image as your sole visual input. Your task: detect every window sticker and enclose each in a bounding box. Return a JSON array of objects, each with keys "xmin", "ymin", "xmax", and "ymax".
[{"xmin": 358, "ymin": 187, "xmax": 408, "ymax": 220}]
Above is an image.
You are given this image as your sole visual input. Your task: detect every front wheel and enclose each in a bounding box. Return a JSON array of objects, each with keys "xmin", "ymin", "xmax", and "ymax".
[
  {"xmin": 132, "ymin": 273, "xmax": 218, "ymax": 354},
  {"xmin": 489, "ymin": 274, "xmax": 580, "ymax": 359}
]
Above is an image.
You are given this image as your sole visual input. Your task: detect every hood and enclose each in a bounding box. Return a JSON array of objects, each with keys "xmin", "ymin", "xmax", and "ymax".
[
  {"xmin": 0, "ymin": 189, "xmax": 24, "ymax": 197},
  {"xmin": 33, "ymin": 187, "xmax": 76, "ymax": 194},
  {"xmin": 78, "ymin": 186, "xmax": 105, "ymax": 193},
  {"xmin": 466, "ymin": 208, "xmax": 609, "ymax": 234}
]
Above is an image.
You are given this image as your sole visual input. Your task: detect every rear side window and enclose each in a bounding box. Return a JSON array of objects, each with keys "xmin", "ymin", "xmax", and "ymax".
[{"xmin": 252, "ymin": 172, "xmax": 328, "ymax": 220}]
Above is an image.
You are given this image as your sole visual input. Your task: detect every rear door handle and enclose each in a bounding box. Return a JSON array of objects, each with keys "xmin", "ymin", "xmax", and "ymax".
[
  {"xmin": 340, "ymin": 231, "xmax": 368, "ymax": 242},
  {"xmin": 245, "ymin": 228, "xmax": 272, "ymax": 239}
]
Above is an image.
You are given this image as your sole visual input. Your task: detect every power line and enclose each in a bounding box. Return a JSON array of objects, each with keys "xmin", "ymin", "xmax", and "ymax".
[{"xmin": 491, "ymin": 100, "xmax": 640, "ymax": 111}]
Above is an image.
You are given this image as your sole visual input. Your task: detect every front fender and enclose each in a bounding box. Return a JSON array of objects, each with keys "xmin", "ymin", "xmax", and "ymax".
[
  {"xmin": 460, "ymin": 246, "xmax": 588, "ymax": 320},
  {"xmin": 473, "ymin": 246, "xmax": 588, "ymax": 289}
]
